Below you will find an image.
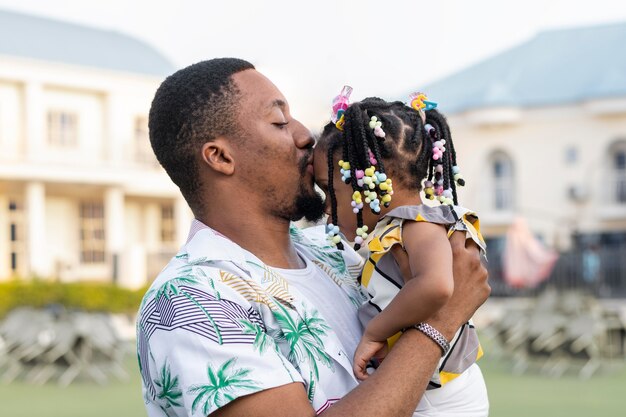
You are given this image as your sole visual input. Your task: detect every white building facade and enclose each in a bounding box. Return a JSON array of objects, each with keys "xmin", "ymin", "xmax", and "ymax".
[
  {"xmin": 0, "ymin": 11, "xmax": 192, "ymax": 288},
  {"xmin": 422, "ymin": 23, "xmax": 626, "ymax": 251},
  {"xmin": 449, "ymin": 100, "xmax": 626, "ymax": 250}
]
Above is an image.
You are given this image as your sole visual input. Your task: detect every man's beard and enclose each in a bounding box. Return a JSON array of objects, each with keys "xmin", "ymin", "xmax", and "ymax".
[
  {"xmin": 291, "ymin": 183, "xmax": 325, "ymax": 222},
  {"xmin": 289, "ymin": 150, "xmax": 325, "ymax": 222}
]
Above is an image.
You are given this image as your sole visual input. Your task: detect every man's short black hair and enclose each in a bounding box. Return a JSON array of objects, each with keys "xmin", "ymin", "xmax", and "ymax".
[{"xmin": 149, "ymin": 58, "xmax": 255, "ymax": 213}]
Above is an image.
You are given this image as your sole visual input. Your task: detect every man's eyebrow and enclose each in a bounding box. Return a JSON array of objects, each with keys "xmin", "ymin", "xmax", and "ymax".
[{"xmin": 267, "ymin": 99, "xmax": 287, "ymax": 110}]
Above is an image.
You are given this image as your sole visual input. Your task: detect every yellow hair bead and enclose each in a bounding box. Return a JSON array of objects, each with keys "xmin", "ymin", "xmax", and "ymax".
[{"xmin": 335, "ymin": 114, "xmax": 345, "ymax": 131}]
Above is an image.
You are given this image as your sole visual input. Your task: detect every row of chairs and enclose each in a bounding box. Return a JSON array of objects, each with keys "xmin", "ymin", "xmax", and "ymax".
[
  {"xmin": 483, "ymin": 289, "xmax": 626, "ymax": 378},
  {"xmin": 0, "ymin": 307, "xmax": 129, "ymax": 386}
]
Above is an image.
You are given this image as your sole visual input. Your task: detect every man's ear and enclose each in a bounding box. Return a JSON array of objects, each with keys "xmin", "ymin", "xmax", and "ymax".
[{"xmin": 200, "ymin": 139, "xmax": 235, "ymax": 175}]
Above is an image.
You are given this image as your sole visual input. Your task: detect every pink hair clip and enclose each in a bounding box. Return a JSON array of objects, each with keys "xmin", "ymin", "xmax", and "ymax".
[{"xmin": 331, "ymin": 85, "xmax": 353, "ymax": 131}]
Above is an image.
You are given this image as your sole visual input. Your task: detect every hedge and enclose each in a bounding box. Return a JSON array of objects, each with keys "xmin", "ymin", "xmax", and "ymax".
[{"xmin": 0, "ymin": 280, "xmax": 148, "ymax": 318}]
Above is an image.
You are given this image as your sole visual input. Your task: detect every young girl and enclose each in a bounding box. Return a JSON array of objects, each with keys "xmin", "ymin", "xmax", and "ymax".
[{"xmin": 313, "ymin": 89, "xmax": 489, "ymax": 416}]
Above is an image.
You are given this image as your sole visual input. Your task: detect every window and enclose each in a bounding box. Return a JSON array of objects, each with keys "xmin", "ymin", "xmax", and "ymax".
[
  {"xmin": 490, "ymin": 151, "xmax": 515, "ymax": 211},
  {"xmin": 80, "ymin": 202, "xmax": 105, "ymax": 263},
  {"xmin": 609, "ymin": 141, "xmax": 626, "ymax": 204},
  {"xmin": 47, "ymin": 110, "xmax": 78, "ymax": 147},
  {"xmin": 161, "ymin": 203, "xmax": 176, "ymax": 243},
  {"xmin": 7, "ymin": 198, "xmax": 25, "ymax": 275}
]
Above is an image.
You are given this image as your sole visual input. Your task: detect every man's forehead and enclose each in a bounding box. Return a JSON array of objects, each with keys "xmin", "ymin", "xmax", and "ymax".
[{"xmin": 232, "ymin": 69, "xmax": 288, "ymax": 112}]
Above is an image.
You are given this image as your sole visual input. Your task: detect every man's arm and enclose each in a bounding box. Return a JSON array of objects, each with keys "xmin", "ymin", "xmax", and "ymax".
[{"xmin": 212, "ymin": 231, "xmax": 490, "ymax": 417}]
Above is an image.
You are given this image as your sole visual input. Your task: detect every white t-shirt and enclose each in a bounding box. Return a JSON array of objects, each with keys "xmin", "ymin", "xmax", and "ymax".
[{"xmin": 271, "ymin": 255, "xmax": 363, "ymax": 362}]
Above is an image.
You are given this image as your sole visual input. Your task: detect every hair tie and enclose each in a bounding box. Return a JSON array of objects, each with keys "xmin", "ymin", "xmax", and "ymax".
[{"xmin": 408, "ymin": 92, "xmax": 437, "ymax": 123}]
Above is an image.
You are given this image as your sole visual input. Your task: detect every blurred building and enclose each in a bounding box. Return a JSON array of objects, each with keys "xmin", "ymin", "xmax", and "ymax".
[
  {"xmin": 423, "ymin": 22, "xmax": 626, "ymax": 252},
  {"xmin": 0, "ymin": 10, "xmax": 191, "ymax": 288}
]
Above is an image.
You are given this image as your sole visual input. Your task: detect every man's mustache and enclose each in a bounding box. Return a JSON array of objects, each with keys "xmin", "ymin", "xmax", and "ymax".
[{"xmin": 298, "ymin": 149, "xmax": 314, "ymax": 175}]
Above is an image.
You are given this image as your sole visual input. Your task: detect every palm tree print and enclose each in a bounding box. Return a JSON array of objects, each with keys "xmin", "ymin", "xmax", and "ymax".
[
  {"xmin": 309, "ymin": 247, "xmax": 348, "ymax": 275},
  {"xmin": 154, "ymin": 361, "xmax": 183, "ymax": 409},
  {"xmin": 188, "ymin": 358, "xmax": 259, "ymax": 415},
  {"xmin": 154, "ymin": 268, "xmax": 223, "ymax": 344},
  {"xmin": 289, "ymin": 225, "xmax": 305, "ymax": 243},
  {"xmin": 239, "ymin": 319, "xmax": 298, "ymax": 382},
  {"xmin": 239, "ymin": 319, "xmax": 272, "ymax": 353},
  {"xmin": 307, "ymin": 370, "xmax": 316, "ymax": 402},
  {"xmin": 272, "ymin": 302, "xmax": 333, "ymax": 380}
]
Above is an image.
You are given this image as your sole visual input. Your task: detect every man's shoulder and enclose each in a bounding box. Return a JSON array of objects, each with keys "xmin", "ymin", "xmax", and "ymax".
[{"xmin": 138, "ymin": 250, "xmax": 221, "ymax": 309}]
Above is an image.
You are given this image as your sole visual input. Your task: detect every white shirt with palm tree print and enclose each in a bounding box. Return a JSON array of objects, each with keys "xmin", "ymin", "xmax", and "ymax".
[{"xmin": 136, "ymin": 220, "xmax": 367, "ymax": 416}]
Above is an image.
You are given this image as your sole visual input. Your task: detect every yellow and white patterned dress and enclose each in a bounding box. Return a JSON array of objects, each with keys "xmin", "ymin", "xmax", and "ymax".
[{"xmin": 358, "ymin": 204, "xmax": 486, "ymax": 390}]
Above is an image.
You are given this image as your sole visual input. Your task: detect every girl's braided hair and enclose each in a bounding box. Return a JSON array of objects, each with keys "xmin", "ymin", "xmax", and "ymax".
[{"xmin": 318, "ymin": 97, "xmax": 463, "ymax": 250}]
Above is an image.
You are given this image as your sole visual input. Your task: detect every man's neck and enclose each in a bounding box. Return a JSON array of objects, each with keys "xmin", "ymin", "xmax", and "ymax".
[{"xmin": 199, "ymin": 207, "xmax": 305, "ymax": 270}]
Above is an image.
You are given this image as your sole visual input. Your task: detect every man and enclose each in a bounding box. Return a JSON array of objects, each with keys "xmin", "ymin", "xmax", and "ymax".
[{"xmin": 137, "ymin": 58, "xmax": 490, "ymax": 417}]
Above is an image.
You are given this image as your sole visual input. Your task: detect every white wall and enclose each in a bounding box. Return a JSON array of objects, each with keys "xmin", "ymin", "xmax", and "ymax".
[
  {"xmin": 0, "ymin": 81, "xmax": 23, "ymax": 160},
  {"xmin": 0, "ymin": 55, "xmax": 177, "ymax": 197},
  {"xmin": 42, "ymin": 86, "xmax": 105, "ymax": 165},
  {"xmin": 448, "ymin": 103, "xmax": 626, "ymax": 249}
]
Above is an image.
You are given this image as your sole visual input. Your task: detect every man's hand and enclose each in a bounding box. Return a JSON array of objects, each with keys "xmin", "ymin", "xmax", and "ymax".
[{"xmin": 428, "ymin": 231, "xmax": 490, "ymax": 340}]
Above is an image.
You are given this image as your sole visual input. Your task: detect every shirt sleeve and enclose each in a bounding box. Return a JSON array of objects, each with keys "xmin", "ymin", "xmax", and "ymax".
[{"xmin": 138, "ymin": 274, "xmax": 304, "ymax": 417}]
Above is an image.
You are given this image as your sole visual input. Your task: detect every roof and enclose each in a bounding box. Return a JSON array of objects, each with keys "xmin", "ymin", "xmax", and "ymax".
[
  {"xmin": 420, "ymin": 22, "xmax": 626, "ymax": 114},
  {"xmin": 0, "ymin": 9, "xmax": 174, "ymax": 76}
]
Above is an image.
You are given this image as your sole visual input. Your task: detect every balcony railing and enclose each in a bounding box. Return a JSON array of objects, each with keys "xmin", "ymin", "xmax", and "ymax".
[{"xmin": 486, "ymin": 244, "xmax": 626, "ymax": 298}]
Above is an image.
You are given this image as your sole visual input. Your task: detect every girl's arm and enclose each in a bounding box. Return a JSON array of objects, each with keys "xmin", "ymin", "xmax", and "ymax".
[
  {"xmin": 354, "ymin": 221, "xmax": 454, "ymax": 379},
  {"xmin": 365, "ymin": 221, "xmax": 454, "ymax": 340}
]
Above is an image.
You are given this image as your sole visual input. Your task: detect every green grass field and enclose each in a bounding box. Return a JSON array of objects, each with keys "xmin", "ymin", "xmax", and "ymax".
[
  {"xmin": 482, "ymin": 359, "xmax": 626, "ymax": 417},
  {"xmin": 1, "ymin": 356, "xmax": 625, "ymax": 416}
]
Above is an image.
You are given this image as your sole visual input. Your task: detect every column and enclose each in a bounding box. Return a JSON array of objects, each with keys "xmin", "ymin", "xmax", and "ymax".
[
  {"xmin": 121, "ymin": 244, "xmax": 147, "ymax": 290},
  {"xmin": 104, "ymin": 187, "xmax": 125, "ymax": 283},
  {"xmin": 175, "ymin": 196, "xmax": 193, "ymax": 245},
  {"xmin": 26, "ymin": 181, "xmax": 49, "ymax": 277},
  {"xmin": 143, "ymin": 203, "xmax": 160, "ymax": 252},
  {"xmin": 24, "ymin": 81, "xmax": 45, "ymax": 161}
]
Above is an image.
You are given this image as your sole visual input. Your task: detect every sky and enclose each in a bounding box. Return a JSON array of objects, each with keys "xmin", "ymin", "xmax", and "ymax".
[{"xmin": 2, "ymin": 0, "xmax": 626, "ymax": 128}]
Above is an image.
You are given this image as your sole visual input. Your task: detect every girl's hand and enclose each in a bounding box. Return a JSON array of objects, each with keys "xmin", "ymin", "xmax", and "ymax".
[{"xmin": 353, "ymin": 337, "xmax": 388, "ymax": 381}]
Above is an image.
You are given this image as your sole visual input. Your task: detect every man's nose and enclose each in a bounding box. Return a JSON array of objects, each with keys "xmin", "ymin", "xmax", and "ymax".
[{"xmin": 292, "ymin": 120, "xmax": 314, "ymax": 150}]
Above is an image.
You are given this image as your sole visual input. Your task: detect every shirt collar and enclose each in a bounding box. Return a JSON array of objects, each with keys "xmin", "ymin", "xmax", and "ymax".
[{"xmin": 184, "ymin": 219, "xmax": 248, "ymax": 267}]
